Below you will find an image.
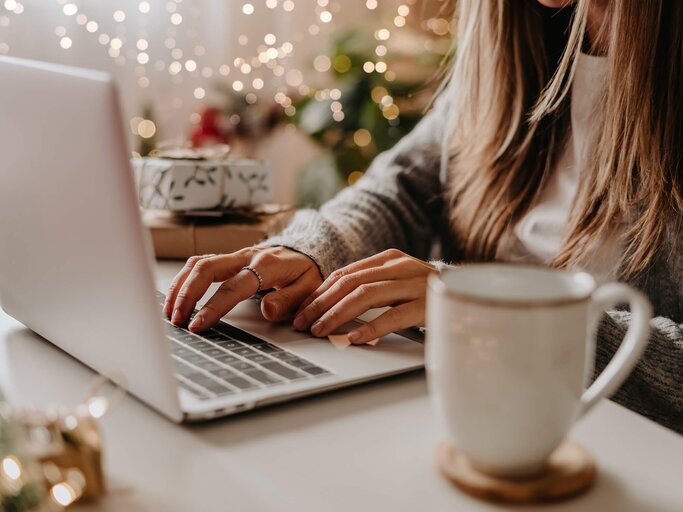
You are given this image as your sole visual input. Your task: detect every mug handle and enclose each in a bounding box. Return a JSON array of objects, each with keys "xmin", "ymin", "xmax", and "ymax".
[{"xmin": 578, "ymin": 283, "xmax": 652, "ymax": 416}]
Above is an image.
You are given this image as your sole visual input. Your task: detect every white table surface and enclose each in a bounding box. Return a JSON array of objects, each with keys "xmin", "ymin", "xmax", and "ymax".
[{"xmin": 0, "ymin": 261, "xmax": 681, "ymax": 512}]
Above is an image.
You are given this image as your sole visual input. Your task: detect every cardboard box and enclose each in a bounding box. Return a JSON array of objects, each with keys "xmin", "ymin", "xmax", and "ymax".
[{"xmin": 143, "ymin": 209, "xmax": 293, "ymax": 260}]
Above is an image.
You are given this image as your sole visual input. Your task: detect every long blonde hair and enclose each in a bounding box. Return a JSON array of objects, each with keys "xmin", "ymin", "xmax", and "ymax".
[{"xmin": 446, "ymin": 0, "xmax": 683, "ymax": 277}]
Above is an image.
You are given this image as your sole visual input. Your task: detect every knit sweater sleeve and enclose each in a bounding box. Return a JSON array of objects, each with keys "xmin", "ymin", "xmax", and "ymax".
[
  {"xmin": 596, "ymin": 312, "xmax": 683, "ymax": 434},
  {"xmin": 260, "ymin": 94, "xmax": 451, "ymax": 278}
]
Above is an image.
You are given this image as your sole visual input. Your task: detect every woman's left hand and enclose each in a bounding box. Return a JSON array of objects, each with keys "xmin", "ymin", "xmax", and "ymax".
[{"xmin": 292, "ymin": 249, "xmax": 436, "ymax": 344}]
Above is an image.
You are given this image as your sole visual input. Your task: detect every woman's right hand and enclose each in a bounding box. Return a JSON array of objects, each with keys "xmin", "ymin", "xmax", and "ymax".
[{"xmin": 164, "ymin": 247, "xmax": 323, "ymax": 333}]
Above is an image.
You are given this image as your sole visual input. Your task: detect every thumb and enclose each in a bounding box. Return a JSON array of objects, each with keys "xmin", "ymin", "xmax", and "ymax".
[{"xmin": 261, "ymin": 275, "xmax": 319, "ymax": 322}]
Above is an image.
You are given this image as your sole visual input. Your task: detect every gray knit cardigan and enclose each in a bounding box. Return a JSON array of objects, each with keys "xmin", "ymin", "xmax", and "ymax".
[{"xmin": 262, "ymin": 93, "xmax": 683, "ymax": 435}]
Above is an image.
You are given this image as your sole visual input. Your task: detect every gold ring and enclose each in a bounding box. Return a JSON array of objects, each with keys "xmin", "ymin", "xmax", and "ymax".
[{"xmin": 241, "ymin": 266, "xmax": 263, "ymax": 293}]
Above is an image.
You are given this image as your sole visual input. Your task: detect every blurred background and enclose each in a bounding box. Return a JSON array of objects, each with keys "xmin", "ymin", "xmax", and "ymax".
[{"xmin": 0, "ymin": 0, "xmax": 452, "ymax": 206}]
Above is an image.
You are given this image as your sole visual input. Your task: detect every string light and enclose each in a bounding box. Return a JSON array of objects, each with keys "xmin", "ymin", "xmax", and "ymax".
[
  {"xmin": 313, "ymin": 54, "xmax": 331, "ymax": 72},
  {"xmin": 2, "ymin": 456, "xmax": 22, "ymax": 480},
  {"xmin": 1, "ymin": 0, "xmax": 434, "ymax": 136},
  {"xmin": 51, "ymin": 482, "xmax": 78, "ymax": 507},
  {"xmin": 62, "ymin": 3, "xmax": 77, "ymax": 16},
  {"xmin": 353, "ymin": 129, "xmax": 372, "ymax": 147},
  {"xmin": 375, "ymin": 28, "xmax": 390, "ymax": 41},
  {"xmin": 137, "ymin": 119, "xmax": 156, "ymax": 138}
]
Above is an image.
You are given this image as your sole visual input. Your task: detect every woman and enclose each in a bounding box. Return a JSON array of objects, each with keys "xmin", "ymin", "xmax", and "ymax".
[{"xmin": 165, "ymin": 0, "xmax": 682, "ymax": 432}]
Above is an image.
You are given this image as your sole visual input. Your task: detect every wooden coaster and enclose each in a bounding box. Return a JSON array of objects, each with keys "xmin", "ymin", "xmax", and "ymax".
[{"xmin": 436, "ymin": 440, "xmax": 596, "ymax": 504}]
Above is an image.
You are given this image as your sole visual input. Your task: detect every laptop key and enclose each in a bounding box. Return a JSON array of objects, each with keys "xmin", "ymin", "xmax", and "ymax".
[
  {"xmin": 226, "ymin": 377, "xmax": 258, "ymax": 390},
  {"xmin": 286, "ymin": 357, "xmax": 315, "ymax": 369},
  {"xmin": 229, "ymin": 360, "xmax": 256, "ymax": 372},
  {"xmin": 215, "ymin": 354, "xmax": 241, "ymax": 365},
  {"xmin": 173, "ymin": 346, "xmax": 194, "ymax": 358},
  {"xmin": 195, "ymin": 360, "xmax": 222, "ymax": 372},
  {"xmin": 202, "ymin": 331, "xmax": 228, "ymax": 340},
  {"xmin": 211, "ymin": 368, "xmax": 238, "ymax": 380},
  {"xmin": 300, "ymin": 365, "xmax": 329, "ymax": 376},
  {"xmin": 204, "ymin": 383, "xmax": 234, "ymax": 396},
  {"xmin": 244, "ymin": 369, "xmax": 281, "ymax": 385},
  {"xmin": 184, "ymin": 353, "xmax": 207, "ymax": 365},
  {"xmin": 270, "ymin": 351, "xmax": 296, "ymax": 362},
  {"xmin": 214, "ymin": 339, "xmax": 242, "ymax": 350},
  {"xmin": 204, "ymin": 348, "xmax": 226, "ymax": 358},
  {"xmin": 243, "ymin": 353, "xmax": 270, "ymax": 364},
  {"xmin": 255, "ymin": 343, "xmax": 282, "ymax": 353},
  {"xmin": 231, "ymin": 347, "xmax": 258, "ymax": 357},
  {"xmin": 182, "ymin": 342, "xmax": 210, "ymax": 353},
  {"xmin": 175, "ymin": 361, "xmax": 202, "ymax": 378},
  {"xmin": 261, "ymin": 362, "xmax": 305, "ymax": 380}
]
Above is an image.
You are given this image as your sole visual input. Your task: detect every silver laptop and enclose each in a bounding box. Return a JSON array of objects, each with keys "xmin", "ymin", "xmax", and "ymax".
[{"xmin": 0, "ymin": 56, "xmax": 424, "ymax": 422}]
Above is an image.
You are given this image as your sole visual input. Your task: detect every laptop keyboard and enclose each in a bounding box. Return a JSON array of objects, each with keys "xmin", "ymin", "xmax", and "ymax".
[{"xmin": 155, "ymin": 291, "xmax": 331, "ymax": 400}]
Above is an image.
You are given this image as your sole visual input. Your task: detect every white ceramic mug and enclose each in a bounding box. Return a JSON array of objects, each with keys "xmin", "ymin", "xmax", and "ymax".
[{"xmin": 426, "ymin": 264, "xmax": 652, "ymax": 478}]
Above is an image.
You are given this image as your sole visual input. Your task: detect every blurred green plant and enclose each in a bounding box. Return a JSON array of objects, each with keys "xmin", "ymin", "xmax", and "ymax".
[{"xmin": 293, "ymin": 27, "xmax": 449, "ymax": 191}]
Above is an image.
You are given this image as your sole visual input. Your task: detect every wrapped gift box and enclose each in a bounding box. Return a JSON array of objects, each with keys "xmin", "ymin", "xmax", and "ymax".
[
  {"xmin": 142, "ymin": 208, "xmax": 293, "ymax": 260},
  {"xmin": 132, "ymin": 157, "xmax": 272, "ymax": 211}
]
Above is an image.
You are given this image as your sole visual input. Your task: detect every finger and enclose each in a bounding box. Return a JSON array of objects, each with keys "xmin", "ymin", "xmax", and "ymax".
[
  {"xmin": 172, "ymin": 252, "xmax": 251, "ymax": 325},
  {"xmin": 249, "ymin": 247, "xmax": 314, "ymax": 289},
  {"xmin": 347, "ymin": 301, "xmax": 424, "ymax": 344},
  {"xmin": 164, "ymin": 254, "xmax": 214, "ymax": 317},
  {"xmin": 297, "ymin": 249, "xmax": 435, "ymax": 315},
  {"xmin": 187, "ymin": 249, "xmax": 318, "ymax": 330},
  {"xmin": 260, "ymin": 271, "xmax": 320, "ymax": 322},
  {"xmin": 295, "ymin": 263, "xmax": 429, "ymax": 330},
  {"xmin": 188, "ymin": 270, "xmax": 260, "ymax": 332},
  {"xmin": 309, "ymin": 279, "xmax": 423, "ymax": 337},
  {"xmin": 296, "ymin": 249, "xmax": 405, "ymax": 313}
]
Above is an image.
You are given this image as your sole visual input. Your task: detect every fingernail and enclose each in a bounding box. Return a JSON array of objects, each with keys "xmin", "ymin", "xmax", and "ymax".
[
  {"xmin": 348, "ymin": 330, "xmax": 362, "ymax": 343},
  {"xmin": 310, "ymin": 321, "xmax": 324, "ymax": 336},
  {"xmin": 188, "ymin": 314, "xmax": 202, "ymax": 331},
  {"xmin": 171, "ymin": 309, "xmax": 182, "ymax": 325},
  {"xmin": 293, "ymin": 314, "xmax": 305, "ymax": 330},
  {"xmin": 264, "ymin": 301, "xmax": 280, "ymax": 320}
]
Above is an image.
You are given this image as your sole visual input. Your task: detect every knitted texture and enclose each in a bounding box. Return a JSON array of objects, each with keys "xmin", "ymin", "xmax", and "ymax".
[{"xmin": 260, "ymin": 93, "xmax": 683, "ymax": 434}]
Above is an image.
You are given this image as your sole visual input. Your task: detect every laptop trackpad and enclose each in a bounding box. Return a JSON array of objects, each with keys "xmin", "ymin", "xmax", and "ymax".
[{"xmin": 222, "ymin": 300, "xmax": 424, "ymax": 376}]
